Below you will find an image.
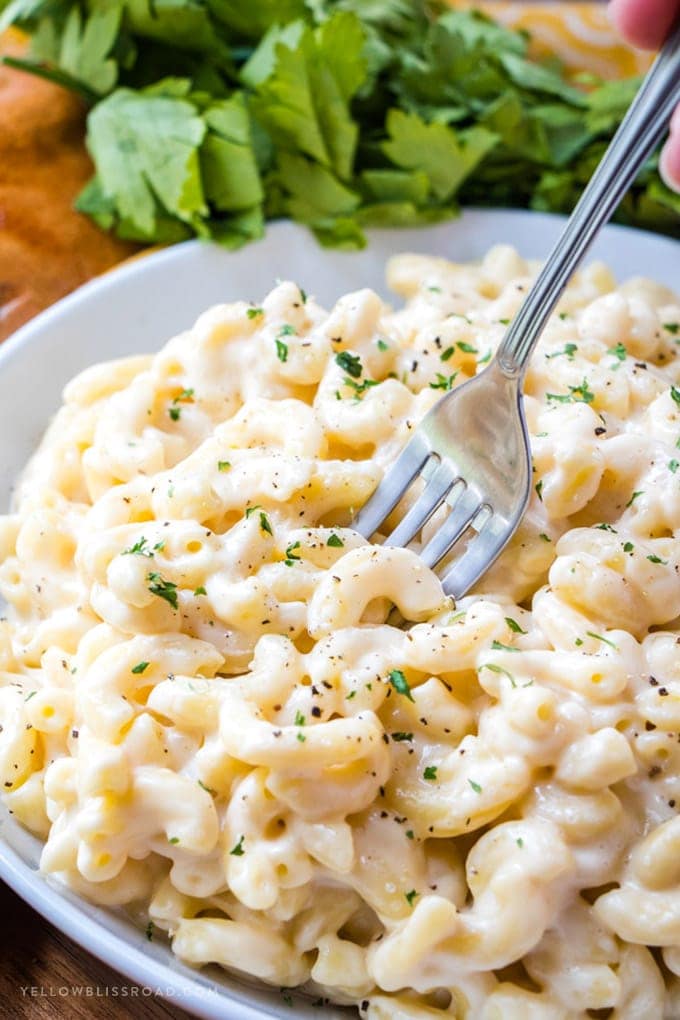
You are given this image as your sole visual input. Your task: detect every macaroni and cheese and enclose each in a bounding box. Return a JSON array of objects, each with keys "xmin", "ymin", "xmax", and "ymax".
[{"xmin": 1, "ymin": 246, "xmax": 680, "ymax": 1018}]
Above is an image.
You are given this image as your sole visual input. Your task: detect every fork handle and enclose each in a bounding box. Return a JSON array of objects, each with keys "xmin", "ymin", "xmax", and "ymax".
[{"xmin": 497, "ymin": 19, "xmax": 680, "ymax": 378}]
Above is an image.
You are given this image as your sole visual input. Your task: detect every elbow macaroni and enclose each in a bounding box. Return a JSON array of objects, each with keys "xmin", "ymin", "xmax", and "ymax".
[{"xmin": 1, "ymin": 248, "xmax": 680, "ymax": 1015}]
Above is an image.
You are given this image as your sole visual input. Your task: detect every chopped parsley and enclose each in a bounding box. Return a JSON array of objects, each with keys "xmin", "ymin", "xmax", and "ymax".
[
  {"xmin": 145, "ymin": 921, "xmax": 155, "ymax": 941},
  {"xmin": 327, "ymin": 533, "xmax": 344, "ymax": 548},
  {"xmin": 440, "ymin": 346, "xmax": 455, "ymax": 362},
  {"xmin": 335, "ymin": 351, "xmax": 363, "ymax": 378},
  {"xmin": 246, "ymin": 306, "xmax": 263, "ymax": 319},
  {"xmin": 131, "ymin": 661, "xmax": 149, "ymax": 674},
  {"xmin": 480, "ymin": 662, "xmax": 516, "ymax": 686},
  {"xmin": 246, "ymin": 505, "xmax": 273, "ymax": 534},
  {"xmin": 168, "ymin": 836, "xmax": 180, "ymax": 845},
  {"xmin": 539, "ymin": 532, "xmax": 551, "ymax": 542},
  {"xmin": 217, "ymin": 460, "xmax": 231, "ymax": 472},
  {"xmin": 663, "ymin": 322, "xmax": 679, "ymax": 335},
  {"xmin": 194, "ymin": 585, "xmax": 207, "ymax": 596},
  {"xmin": 575, "ymin": 637, "xmax": 583, "ymax": 646},
  {"xmin": 586, "ymin": 631, "xmax": 618, "ymax": 649},
  {"xmin": 24, "ymin": 690, "xmax": 37, "ymax": 702},
  {"xmin": 535, "ymin": 480, "xmax": 543, "ymax": 501},
  {"xmin": 388, "ymin": 669, "xmax": 414, "ymax": 702},
  {"xmin": 284, "ymin": 541, "xmax": 301, "ymax": 566},
  {"xmin": 671, "ymin": 386, "xmax": 680, "ymax": 407},
  {"xmin": 275, "ymin": 339, "xmax": 288, "ymax": 362},
  {"xmin": 147, "ymin": 572, "xmax": 178, "ymax": 610},
  {"xmin": 669, "ymin": 460, "xmax": 679, "ymax": 474},
  {"xmin": 546, "ymin": 342, "xmax": 577, "ymax": 361},
  {"xmin": 198, "ymin": 779, "xmax": 215, "ymax": 794},
  {"xmin": 423, "ymin": 765, "xmax": 438, "ymax": 781},
  {"xmin": 294, "ymin": 710, "xmax": 306, "ymax": 727},
  {"xmin": 341, "ymin": 375, "xmax": 378, "ymax": 399},
  {"xmin": 278, "ymin": 323, "xmax": 297, "ymax": 337},
  {"xmin": 625, "ymin": 490, "xmax": 643, "ymax": 508},
  {"xmin": 457, "ymin": 341, "xmax": 477, "ymax": 354},
  {"xmin": 505, "ymin": 617, "xmax": 526, "ymax": 634},
  {"xmin": 376, "ymin": 339, "xmax": 389, "ymax": 351},
  {"xmin": 406, "ymin": 829, "xmax": 415, "ymax": 840},
  {"xmin": 491, "ymin": 640, "xmax": 519, "ymax": 653},
  {"xmin": 429, "ymin": 372, "xmax": 457, "ymax": 391},
  {"xmin": 468, "ymin": 779, "xmax": 482, "ymax": 794},
  {"xmin": 229, "ymin": 835, "xmax": 245, "ymax": 856},
  {"xmin": 607, "ymin": 342, "xmax": 627, "ymax": 362},
  {"xmin": 595, "ymin": 522, "xmax": 617, "ymax": 532},
  {"xmin": 168, "ymin": 388, "xmax": 194, "ymax": 420},
  {"xmin": 623, "ymin": 542, "xmax": 634, "ymax": 554},
  {"xmin": 122, "ymin": 536, "xmax": 160, "ymax": 557},
  {"xmin": 391, "ymin": 732, "xmax": 414, "ymax": 742},
  {"xmin": 516, "ymin": 837, "xmax": 524, "ymax": 848},
  {"xmin": 546, "ymin": 378, "xmax": 594, "ymax": 405},
  {"xmin": 647, "ymin": 554, "xmax": 668, "ymax": 565},
  {"xmin": 299, "ymin": 287, "xmax": 307, "ymax": 303},
  {"xmin": 405, "ymin": 889, "xmax": 418, "ymax": 906}
]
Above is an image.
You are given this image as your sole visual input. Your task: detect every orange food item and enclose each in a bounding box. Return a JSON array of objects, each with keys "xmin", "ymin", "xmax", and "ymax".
[{"xmin": 0, "ymin": 31, "xmax": 137, "ymax": 342}]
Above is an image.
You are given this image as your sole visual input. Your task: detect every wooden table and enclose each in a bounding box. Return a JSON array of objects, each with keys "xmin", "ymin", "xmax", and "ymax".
[{"xmin": 0, "ymin": 882, "xmax": 193, "ymax": 1019}]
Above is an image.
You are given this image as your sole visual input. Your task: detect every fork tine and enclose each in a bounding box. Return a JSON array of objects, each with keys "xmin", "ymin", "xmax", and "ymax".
[
  {"xmin": 419, "ymin": 488, "xmax": 485, "ymax": 568},
  {"xmin": 352, "ymin": 435, "xmax": 431, "ymax": 539},
  {"xmin": 385, "ymin": 460, "xmax": 455, "ymax": 547},
  {"xmin": 440, "ymin": 515, "xmax": 510, "ymax": 600}
]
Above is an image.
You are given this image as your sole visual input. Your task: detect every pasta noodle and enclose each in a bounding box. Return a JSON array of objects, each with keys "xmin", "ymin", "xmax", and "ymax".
[{"xmin": 1, "ymin": 246, "xmax": 680, "ymax": 1016}]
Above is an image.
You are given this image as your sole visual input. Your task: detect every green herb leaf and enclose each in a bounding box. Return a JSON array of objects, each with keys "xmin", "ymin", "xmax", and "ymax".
[
  {"xmin": 327, "ymin": 533, "xmax": 344, "ymax": 548},
  {"xmin": 247, "ymin": 307, "xmax": 263, "ymax": 319},
  {"xmin": 230, "ymin": 835, "xmax": 245, "ymax": 856},
  {"xmin": 405, "ymin": 889, "xmax": 418, "ymax": 906},
  {"xmin": 505, "ymin": 617, "xmax": 526, "ymax": 634},
  {"xmin": 468, "ymin": 779, "xmax": 482, "ymax": 793},
  {"xmin": 335, "ymin": 351, "xmax": 363, "ymax": 378},
  {"xmin": 147, "ymin": 572, "xmax": 179, "ymax": 610},
  {"xmin": 275, "ymin": 339, "xmax": 289, "ymax": 362},
  {"xmin": 423, "ymin": 765, "xmax": 438, "ymax": 781},
  {"xmin": 388, "ymin": 668, "xmax": 414, "ymax": 702},
  {"xmin": 131, "ymin": 661, "xmax": 149, "ymax": 674}
]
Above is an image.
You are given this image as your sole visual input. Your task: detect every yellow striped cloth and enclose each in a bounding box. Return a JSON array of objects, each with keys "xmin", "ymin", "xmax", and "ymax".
[{"xmin": 461, "ymin": 2, "xmax": 652, "ymax": 77}]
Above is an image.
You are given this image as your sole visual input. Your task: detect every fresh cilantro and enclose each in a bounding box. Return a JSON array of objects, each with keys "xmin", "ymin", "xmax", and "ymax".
[
  {"xmin": 423, "ymin": 765, "xmax": 438, "ymax": 781},
  {"xmin": 147, "ymin": 572, "xmax": 178, "ymax": 610},
  {"xmin": 505, "ymin": 617, "xmax": 526, "ymax": 634},
  {"xmin": 327, "ymin": 533, "xmax": 344, "ymax": 548},
  {"xmin": 4, "ymin": 4, "xmax": 674, "ymax": 248},
  {"xmin": 229, "ymin": 835, "xmax": 245, "ymax": 856},
  {"xmin": 335, "ymin": 351, "xmax": 363, "ymax": 378},
  {"xmin": 131, "ymin": 661, "xmax": 149, "ymax": 674},
  {"xmin": 388, "ymin": 669, "xmax": 414, "ymax": 702}
]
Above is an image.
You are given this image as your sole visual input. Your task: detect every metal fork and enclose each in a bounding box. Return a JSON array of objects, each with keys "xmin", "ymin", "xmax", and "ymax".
[{"xmin": 353, "ymin": 22, "xmax": 680, "ymax": 599}]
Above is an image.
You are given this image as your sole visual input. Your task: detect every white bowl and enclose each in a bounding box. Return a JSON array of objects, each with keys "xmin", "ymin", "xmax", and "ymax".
[{"xmin": 0, "ymin": 210, "xmax": 678, "ymax": 1018}]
